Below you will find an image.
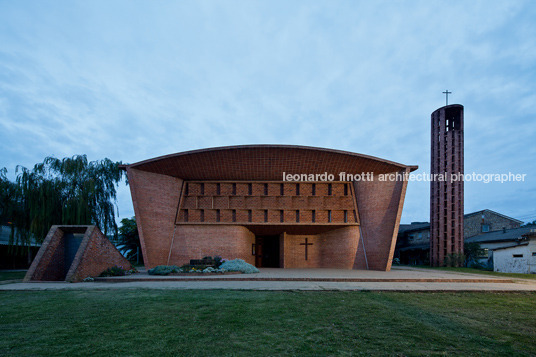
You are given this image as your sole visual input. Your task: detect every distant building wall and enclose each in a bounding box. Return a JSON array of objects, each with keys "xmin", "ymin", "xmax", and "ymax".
[
  {"xmin": 464, "ymin": 211, "xmax": 522, "ymax": 238},
  {"xmin": 397, "ymin": 210, "xmax": 524, "ymax": 266},
  {"xmin": 493, "ymin": 239, "xmax": 536, "ymax": 274}
]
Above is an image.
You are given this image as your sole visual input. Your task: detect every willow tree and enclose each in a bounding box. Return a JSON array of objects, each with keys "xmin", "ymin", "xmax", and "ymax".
[
  {"xmin": 117, "ymin": 217, "xmax": 142, "ymax": 263},
  {"xmin": 10, "ymin": 155, "xmax": 125, "ymax": 245},
  {"xmin": 0, "ymin": 168, "xmax": 18, "ymax": 226}
]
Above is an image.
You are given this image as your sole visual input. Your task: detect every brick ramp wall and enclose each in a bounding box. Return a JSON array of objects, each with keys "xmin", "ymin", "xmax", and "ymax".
[
  {"xmin": 24, "ymin": 226, "xmax": 66, "ymax": 282},
  {"xmin": 66, "ymin": 226, "xmax": 132, "ymax": 282},
  {"xmin": 25, "ymin": 225, "xmax": 132, "ymax": 282}
]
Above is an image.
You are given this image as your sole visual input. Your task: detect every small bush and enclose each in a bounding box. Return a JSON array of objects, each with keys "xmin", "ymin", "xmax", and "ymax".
[
  {"xmin": 99, "ymin": 265, "xmax": 127, "ymax": 277},
  {"xmin": 214, "ymin": 255, "xmax": 223, "ymax": 268},
  {"xmin": 219, "ymin": 259, "xmax": 259, "ymax": 274},
  {"xmin": 180, "ymin": 264, "xmax": 212, "ymax": 271},
  {"xmin": 444, "ymin": 253, "xmax": 465, "ymax": 267},
  {"xmin": 147, "ymin": 265, "xmax": 182, "ymax": 275}
]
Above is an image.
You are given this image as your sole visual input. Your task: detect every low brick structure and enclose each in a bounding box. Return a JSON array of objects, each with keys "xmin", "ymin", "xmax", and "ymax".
[
  {"xmin": 123, "ymin": 145, "xmax": 417, "ymax": 271},
  {"xmin": 24, "ymin": 225, "xmax": 132, "ymax": 282}
]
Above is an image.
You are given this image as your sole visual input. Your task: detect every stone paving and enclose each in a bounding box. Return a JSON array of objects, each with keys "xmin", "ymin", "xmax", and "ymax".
[
  {"xmin": 1, "ymin": 266, "xmax": 536, "ymax": 291},
  {"xmin": 93, "ymin": 266, "xmax": 516, "ymax": 282}
]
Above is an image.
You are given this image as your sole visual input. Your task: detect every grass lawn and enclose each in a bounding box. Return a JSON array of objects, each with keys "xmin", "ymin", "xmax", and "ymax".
[
  {"xmin": 0, "ymin": 271, "xmax": 26, "ymax": 282},
  {"xmin": 402, "ymin": 265, "xmax": 536, "ymax": 280},
  {"xmin": 1, "ymin": 290, "xmax": 535, "ymax": 356}
]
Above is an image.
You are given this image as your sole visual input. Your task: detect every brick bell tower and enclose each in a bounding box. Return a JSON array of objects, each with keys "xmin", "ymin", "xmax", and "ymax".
[{"xmin": 430, "ymin": 103, "xmax": 464, "ymax": 266}]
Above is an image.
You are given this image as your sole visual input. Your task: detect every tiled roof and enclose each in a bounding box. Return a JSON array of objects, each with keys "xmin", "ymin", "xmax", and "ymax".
[
  {"xmin": 463, "ymin": 209, "xmax": 523, "ymax": 224},
  {"xmin": 465, "ymin": 226, "xmax": 535, "ymax": 244},
  {"xmin": 398, "ymin": 222, "xmax": 430, "ymax": 234}
]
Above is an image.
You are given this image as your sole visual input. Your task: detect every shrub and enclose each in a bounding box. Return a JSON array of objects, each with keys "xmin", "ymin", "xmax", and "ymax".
[
  {"xmin": 147, "ymin": 265, "xmax": 182, "ymax": 275},
  {"xmin": 444, "ymin": 253, "xmax": 465, "ymax": 267},
  {"xmin": 219, "ymin": 259, "xmax": 259, "ymax": 274},
  {"xmin": 214, "ymin": 255, "xmax": 223, "ymax": 268},
  {"xmin": 180, "ymin": 264, "xmax": 212, "ymax": 271},
  {"xmin": 99, "ymin": 265, "xmax": 127, "ymax": 277}
]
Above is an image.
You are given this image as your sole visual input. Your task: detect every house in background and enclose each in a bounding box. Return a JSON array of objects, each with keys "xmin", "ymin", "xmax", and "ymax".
[
  {"xmin": 395, "ymin": 209, "xmax": 523, "ymax": 266},
  {"xmin": 493, "ymin": 230, "xmax": 536, "ymax": 274},
  {"xmin": 0, "ymin": 225, "xmax": 41, "ymax": 269},
  {"xmin": 465, "ymin": 226, "xmax": 535, "ymax": 267},
  {"xmin": 396, "ymin": 222, "xmax": 431, "ymax": 265},
  {"xmin": 463, "ymin": 210, "xmax": 523, "ymax": 237}
]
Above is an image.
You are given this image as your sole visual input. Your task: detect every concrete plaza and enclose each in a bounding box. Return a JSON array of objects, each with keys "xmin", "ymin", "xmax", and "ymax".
[{"xmin": 2, "ymin": 266, "xmax": 536, "ymax": 291}]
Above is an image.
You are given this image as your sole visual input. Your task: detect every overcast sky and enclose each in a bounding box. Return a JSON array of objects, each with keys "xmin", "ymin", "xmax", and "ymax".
[{"xmin": 1, "ymin": 1, "xmax": 535, "ymax": 225}]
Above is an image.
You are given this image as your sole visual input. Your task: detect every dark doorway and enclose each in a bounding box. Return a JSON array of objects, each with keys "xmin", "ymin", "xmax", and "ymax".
[
  {"xmin": 64, "ymin": 233, "xmax": 83, "ymax": 275},
  {"xmin": 255, "ymin": 235, "xmax": 280, "ymax": 267}
]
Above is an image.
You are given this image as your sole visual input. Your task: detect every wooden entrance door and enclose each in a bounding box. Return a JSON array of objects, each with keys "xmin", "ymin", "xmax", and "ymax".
[{"xmin": 255, "ymin": 236, "xmax": 280, "ymax": 267}]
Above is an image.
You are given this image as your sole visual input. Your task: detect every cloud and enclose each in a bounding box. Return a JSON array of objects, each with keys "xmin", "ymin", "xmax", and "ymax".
[{"xmin": 0, "ymin": 0, "xmax": 535, "ymax": 223}]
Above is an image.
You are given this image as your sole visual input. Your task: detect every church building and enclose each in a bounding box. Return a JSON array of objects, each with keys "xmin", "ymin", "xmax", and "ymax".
[{"xmin": 122, "ymin": 145, "xmax": 417, "ymax": 271}]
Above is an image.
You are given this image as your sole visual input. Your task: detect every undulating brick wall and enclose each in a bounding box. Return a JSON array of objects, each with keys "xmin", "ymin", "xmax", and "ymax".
[
  {"xmin": 282, "ymin": 233, "xmax": 321, "ymax": 268},
  {"xmin": 125, "ymin": 146, "xmax": 415, "ymax": 271},
  {"xmin": 319, "ymin": 226, "xmax": 360, "ymax": 269},
  {"xmin": 168, "ymin": 225, "xmax": 255, "ymax": 266},
  {"xmin": 353, "ymin": 168, "xmax": 409, "ymax": 270},
  {"xmin": 279, "ymin": 227, "xmax": 359, "ymax": 268},
  {"xmin": 127, "ymin": 168, "xmax": 183, "ymax": 268}
]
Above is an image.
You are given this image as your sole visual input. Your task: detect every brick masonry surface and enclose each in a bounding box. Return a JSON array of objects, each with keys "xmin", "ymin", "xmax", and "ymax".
[
  {"xmin": 178, "ymin": 181, "xmax": 357, "ymax": 225},
  {"xmin": 354, "ymin": 168, "xmax": 409, "ymax": 270},
  {"xmin": 169, "ymin": 225, "xmax": 255, "ymax": 266},
  {"xmin": 125, "ymin": 145, "xmax": 416, "ymax": 271},
  {"xmin": 24, "ymin": 226, "xmax": 132, "ymax": 282},
  {"xmin": 430, "ymin": 105, "xmax": 464, "ymax": 266}
]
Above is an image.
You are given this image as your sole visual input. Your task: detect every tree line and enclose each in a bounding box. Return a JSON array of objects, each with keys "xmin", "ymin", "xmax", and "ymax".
[{"xmin": 0, "ymin": 155, "xmax": 126, "ymax": 249}]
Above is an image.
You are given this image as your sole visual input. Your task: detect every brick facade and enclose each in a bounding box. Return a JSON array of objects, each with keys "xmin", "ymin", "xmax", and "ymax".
[
  {"xmin": 169, "ymin": 225, "xmax": 255, "ymax": 266},
  {"xmin": 127, "ymin": 168, "xmax": 182, "ymax": 268},
  {"xmin": 430, "ymin": 105, "xmax": 464, "ymax": 266},
  {"xmin": 124, "ymin": 145, "xmax": 417, "ymax": 271},
  {"xmin": 24, "ymin": 226, "xmax": 132, "ymax": 282},
  {"xmin": 354, "ymin": 168, "xmax": 410, "ymax": 270}
]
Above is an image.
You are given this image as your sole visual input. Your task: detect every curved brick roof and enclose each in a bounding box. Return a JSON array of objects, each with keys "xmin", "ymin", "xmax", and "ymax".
[{"xmin": 123, "ymin": 145, "xmax": 418, "ymax": 181}]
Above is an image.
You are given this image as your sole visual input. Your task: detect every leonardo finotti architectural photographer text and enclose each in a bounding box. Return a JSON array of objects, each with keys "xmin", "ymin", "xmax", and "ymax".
[{"xmin": 282, "ymin": 171, "xmax": 526, "ymax": 183}]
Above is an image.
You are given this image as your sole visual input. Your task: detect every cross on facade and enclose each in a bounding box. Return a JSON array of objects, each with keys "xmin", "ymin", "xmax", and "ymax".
[
  {"xmin": 299, "ymin": 237, "xmax": 313, "ymax": 260},
  {"xmin": 442, "ymin": 90, "xmax": 452, "ymax": 106}
]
